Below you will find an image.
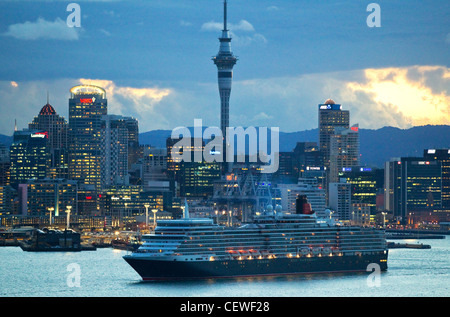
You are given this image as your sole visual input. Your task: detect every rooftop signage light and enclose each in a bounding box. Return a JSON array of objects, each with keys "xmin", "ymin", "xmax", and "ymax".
[{"xmin": 70, "ymin": 85, "xmax": 106, "ymax": 98}]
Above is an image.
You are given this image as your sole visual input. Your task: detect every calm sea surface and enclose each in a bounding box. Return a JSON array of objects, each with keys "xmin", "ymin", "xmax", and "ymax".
[{"xmin": 1, "ymin": 238, "xmax": 449, "ymax": 297}]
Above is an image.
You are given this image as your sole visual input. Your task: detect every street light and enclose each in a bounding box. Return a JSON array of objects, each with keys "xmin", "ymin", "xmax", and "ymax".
[
  {"xmin": 381, "ymin": 211, "xmax": 387, "ymax": 228},
  {"xmin": 144, "ymin": 204, "xmax": 150, "ymax": 228},
  {"xmin": 48, "ymin": 207, "xmax": 54, "ymax": 226},
  {"xmin": 66, "ymin": 205, "xmax": 72, "ymax": 230},
  {"xmin": 152, "ymin": 209, "xmax": 158, "ymax": 228}
]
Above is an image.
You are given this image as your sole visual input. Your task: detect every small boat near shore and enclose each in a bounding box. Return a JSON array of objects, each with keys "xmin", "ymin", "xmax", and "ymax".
[{"xmin": 387, "ymin": 242, "xmax": 431, "ymax": 249}]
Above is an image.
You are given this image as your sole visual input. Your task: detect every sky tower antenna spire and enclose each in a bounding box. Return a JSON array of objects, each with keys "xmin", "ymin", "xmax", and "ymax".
[
  {"xmin": 224, "ymin": 0, "xmax": 228, "ymax": 31},
  {"xmin": 213, "ymin": 0, "xmax": 237, "ymax": 174}
]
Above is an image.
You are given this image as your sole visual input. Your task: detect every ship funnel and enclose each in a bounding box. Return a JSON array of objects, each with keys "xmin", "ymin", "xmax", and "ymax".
[
  {"xmin": 183, "ymin": 199, "xmax": 190, "ymax": 219},
  {"xmin": 295, "ymin": 195, "xmax": 314, "ymax": 215}
]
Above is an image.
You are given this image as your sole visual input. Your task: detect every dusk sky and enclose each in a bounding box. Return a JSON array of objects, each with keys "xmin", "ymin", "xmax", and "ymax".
[{"xmin": 0, "ymin": 0, "xmax": 449, "ymax": 135}]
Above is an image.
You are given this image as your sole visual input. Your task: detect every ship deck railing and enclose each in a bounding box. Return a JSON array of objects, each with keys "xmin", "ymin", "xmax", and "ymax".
[{"xmin": 175, "ymin": 248, "xmax": 387, "ymax": 262}]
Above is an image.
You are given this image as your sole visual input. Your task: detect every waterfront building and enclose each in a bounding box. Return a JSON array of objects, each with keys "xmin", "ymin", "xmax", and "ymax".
[
  {"xmin": 99, "ymin": 185, "xmax": 174, "ymax": 227},
  {"xmin": 351, "ymin": 202, "xmax": 371, "ymax": 226},
  {"xmin": 77, "ymin": 186, "xmax": 99, "ymax": 216},
  {"xmin": 329, "ymin": 181, "xmax": 352, "ymax": 221},
  {"xmin": 24, "ymin": 178, "xmax": 78, "ymax": 217},
  {"xmin": 424, "ymin": 149, "xmax": 450, "ymax": 211},
  {"xmin": 340, "ymin": 166, "xmax": 384, "ymax": 213},
  {"xmin": 384, "ymin": 157, "xmax": 442, "ymax": 224},
  {"xmin": 100, "ymin": 185, "xmax": 142, "ymax": 225}
]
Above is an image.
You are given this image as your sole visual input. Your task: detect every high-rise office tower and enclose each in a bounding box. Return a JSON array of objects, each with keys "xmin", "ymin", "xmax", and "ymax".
[
  {"xmin": 10, "ymin": 129, "xmax": 50, "ymax": 188},
  {"xmin": 212, "ymin": 0, "xmax": 237, "ymax": 170},
  {"xmin": 166, "ymin": 136, "xmax": 205, "ymax": 196},
  {"xmin": 329, "ymin": 182, "xmax": 352, "ymax": 221},
  {"xmin": 293, "ymin": 142, "xmax": 323, "ymax": 172},
  {"xmin": 25, "ymin": 178, "xmax": 78, "ymax": 217},
  {"xmin": 166, "ymin": 137, "xmax": 205, "ymax": 181},
  {"xmin": 329, "ymin": 124, "xmax": 360, "ymax": 183},
  {"xmin": 0, "ymin": 185, "xmax": 14, "ymax": 216},
  {"xmin": 29, "ymin": 98, "xmax": 69, "ymax": 179},
  {"xmin": 100, "ymin": 115, "xmax": 131, "ymax": 187},
  {"xmin": 179, "ymin": 161, "xmax": 221, "ymax": 198},
  {"xmin": 0, "ymin": 143, "xmax": 10, "ymax": 186},
  {"xmin": 142, "ymin": 147, "xmax": 168, "ymax": 190},
  {"xmin": 340, "ymin": 166, "xmax": 384, "ymax": 213},
  {"xmin": 274, "ymin": 152, "xmax": 298, "ymax": 181},
  {"xmin": 318, "ymin": 99, "xmax": 350, "ymax": 168},
  {"xmin": 68, "ymin": 85, "xmax": 107, "ymax": 191},
  {"xmin": 424, "ymin": 149, "xmax": 450, "ymax": 211},
  {"xmin": 318, "ymin": 99, "xmax": 350, "ymax": 200},
  {"xmin": 29, "ymin": 97, "xmax": 68, "ymax": 150},
  {"xmin": 125, "ymin": 117, "xmax": 140, "ymax": 170},
  {"xmin": 384, "ymin": 157, "xmax": 442, "ymax": 224}
]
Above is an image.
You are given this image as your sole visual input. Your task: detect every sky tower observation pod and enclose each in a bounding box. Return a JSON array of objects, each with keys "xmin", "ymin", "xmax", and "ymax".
[{"xmin": 70, "ymin": 85, "xmax": 106, "ymax": 99}]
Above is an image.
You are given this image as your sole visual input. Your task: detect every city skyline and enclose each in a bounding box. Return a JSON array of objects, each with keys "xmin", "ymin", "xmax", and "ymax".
[
  {"xmin": 0, "ymin": 0, "xmax": 449, "ymax": 135},
  {"xmin": 1, "ymin": 1, "xmax": 450, "ymax": 300}
]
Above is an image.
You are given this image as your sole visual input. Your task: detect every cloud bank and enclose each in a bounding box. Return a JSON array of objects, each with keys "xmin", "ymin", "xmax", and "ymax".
[
  {"xmin": 3, "ymin": 17, "xmax": 80, "ymax": 41},
  {"xmin": 201, "ymin": 19, "xmax": 267, "ymax": 46},
  {"xmin": 345, "ymin": 66, "xmax": 450, "ymax": 128},
  {"xmin": 0, "ymin": 65, "xmax": 448, "ymax": 136},
  {"xmin": 229, "ymin": 65, "xmax": 450, "ymax": 131}
]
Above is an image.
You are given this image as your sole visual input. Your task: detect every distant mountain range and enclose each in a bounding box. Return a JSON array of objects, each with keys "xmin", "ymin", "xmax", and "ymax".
[
  {"xmin": 2, "ymin": 125, "xmax": 449, "ymax": 168},
  {"xmin": 139, "ymin": 125, "xmax": 450, "ymax": 168}
]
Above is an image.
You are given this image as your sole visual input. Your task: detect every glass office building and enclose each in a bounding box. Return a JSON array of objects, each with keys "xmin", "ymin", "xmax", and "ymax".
[
  {"xmin": 68, "ymin": 85, "xmax": 107, "ymax": 191},
  {"xmin": 10, "ymin": 130, "xmax": 50, "ymax": 188},
  {"xmin": 385, "ymin": 157, "xmax": 442, "ymax": 224}
]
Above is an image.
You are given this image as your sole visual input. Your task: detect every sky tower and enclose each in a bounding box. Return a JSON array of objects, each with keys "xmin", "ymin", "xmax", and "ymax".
[{"xmin": 212, "ymin": 0, "xmax": 237, "ymax": 164}]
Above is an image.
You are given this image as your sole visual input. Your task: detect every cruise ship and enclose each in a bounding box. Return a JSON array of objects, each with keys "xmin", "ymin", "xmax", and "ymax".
[{"xmin": 123, "ymin": 198, "xmax": 388, "ymax": 281}]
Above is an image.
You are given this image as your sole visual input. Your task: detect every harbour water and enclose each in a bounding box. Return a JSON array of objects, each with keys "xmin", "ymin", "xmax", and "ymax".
[{"xmin": 0, "ymin": 238, "xmax": 449, "ymax": 297}]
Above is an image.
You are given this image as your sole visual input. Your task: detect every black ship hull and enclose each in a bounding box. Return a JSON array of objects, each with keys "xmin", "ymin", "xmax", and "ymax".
[{"xmin": 124, "ymin": 252, "xmax": 388, "ymax": 281}]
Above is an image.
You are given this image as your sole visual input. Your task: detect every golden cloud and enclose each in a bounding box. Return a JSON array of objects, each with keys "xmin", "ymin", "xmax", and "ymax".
[
  {"xmin": 346, "ymin": 66, "xmax": 450, "ymax": 127},
  {"xmin": 78, "ymin": 78, "xmax": 171, "ymax": 111}
]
